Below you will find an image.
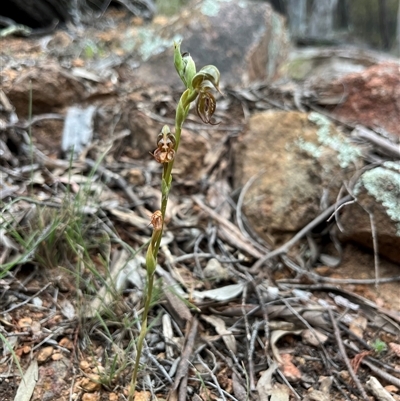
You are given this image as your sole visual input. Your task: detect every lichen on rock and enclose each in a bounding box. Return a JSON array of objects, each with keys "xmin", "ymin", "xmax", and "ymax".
[
  {"xmin": 355, "ymin": 166, "xmax": 400, "ymax": 235},
  {"xmin": 308, "ymin": 112, "xmax": 362, "ymax": 169}
]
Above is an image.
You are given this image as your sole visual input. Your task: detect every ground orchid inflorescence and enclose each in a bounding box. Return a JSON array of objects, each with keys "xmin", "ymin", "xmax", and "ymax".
[{"xmin": 128, "ymin": 41, "xmax": 221, "ymax": 400}]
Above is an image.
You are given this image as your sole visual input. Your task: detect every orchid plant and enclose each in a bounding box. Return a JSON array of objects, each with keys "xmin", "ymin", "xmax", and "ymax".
[{"xmin": 127, "ymin": 40, "xmax": 221, "ymax": 399}]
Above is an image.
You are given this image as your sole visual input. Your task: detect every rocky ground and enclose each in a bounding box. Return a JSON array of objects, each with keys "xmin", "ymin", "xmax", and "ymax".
[{"xmin": 1, "ymin": 2, "xmax": 400, "ymax": 401}]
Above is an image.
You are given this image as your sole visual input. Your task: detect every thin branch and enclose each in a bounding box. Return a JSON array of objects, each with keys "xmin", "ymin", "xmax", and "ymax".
[
  {"xmin": 328, "ymin": 309, "xmax": 369, "ymax": 401},
  {"xmin": 250, "ymin": 195, "xmax": 353, "ymax": 272},
  {"xmin": 279, "ymin": 256, "xmax": 400, "ymax": 285}
]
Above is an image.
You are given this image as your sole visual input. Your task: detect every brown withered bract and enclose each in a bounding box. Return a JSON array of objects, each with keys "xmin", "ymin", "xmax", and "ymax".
[{"xmin": 150, "ymin": 210, "xmax": 163, "ymax": 231}]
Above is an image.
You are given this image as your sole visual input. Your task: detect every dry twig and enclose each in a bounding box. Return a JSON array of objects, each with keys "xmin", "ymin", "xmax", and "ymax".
[
  {"xmin": 328, "ymin": 309, "xmax": 369, "ymax": 400},
  {"xmin": 250, "ymin": 195, "xmax": 353, "ymax": 272}
]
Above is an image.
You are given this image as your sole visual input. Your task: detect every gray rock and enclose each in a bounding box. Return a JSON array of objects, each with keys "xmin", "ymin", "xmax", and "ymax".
[
  {"xmin": 340, "ymin": 162, "xmax": 400, "ymax": 263},
  {"xmin": 233, "ymin": 109, "xmax": 400, "ymax": 263},
  {"xmin": 133, "ymin": 0, "xmax": 290, "ymax": 87},
  {"xmin": 233, "ymin": 110, "xmax": 363, "ymax": 237}
]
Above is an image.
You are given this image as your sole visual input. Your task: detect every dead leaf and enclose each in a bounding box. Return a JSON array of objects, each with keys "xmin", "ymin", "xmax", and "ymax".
[
  {"xmin": 60, "ymin": 299, "xmax": 76, "ymax": 320},
  {"xmin": 59, "ymin": 337, "xmax": 73, "ymax": 350},
  {"xmin": 203, "ymin": 257, "xmax": 231, "ymax": 282},
  {"xmin": 193, "ymin": 283, "xmax": 245, "ymax": 302},
  {"xmin": 270, "ymin": 383, "xmax": 290, "ymax": 401},
  {"xmin": 13, "ymin": 359, "xmax": 38, "ymax": 401},
  {"xmin": 256, "ymin": 361, "xmax": 278, "ymax": 401},
  {"xmin": 163, "ymin": 313, "xmax": 176, "ymax": 359},
  {"xmin": 201, "ymin": 314, "xmax": 237, "ymax": 353},
  {"xmin": 349, "ymin": 315, "xmax": 367, "ymax": 339},
  {"xmin": 51, "ymin": 352, "xmax": 63, "ymax": 361},
  {"xmin": 108, "ymin": 208, "xmax": 149, "ymax": 229},
  {"xmin": 163, "ymin": 284, "xmax": 193, "ymax": 328},
  {"xmin": 169, "ymin": 318, "xmax": 198, "ymax": 399},
  {"xmin": 331, "ymin": 294, "xmax": 360, "ymax": 311},
  {"xmin": 384, "ymin": 385, "xmax": 399, "ymax": 393},
  {"xmin": 304, "ymin": 389, "xmax": 330, "ymax": 401},
  {"xmin": 389, "ymin": 343, "xmax": 400, "ymax": 358},
  {"xmin": 232, "ymin": 372, "xmax": 247, "ymax": 400},
  {"xmin": 270, "ymin": 329, "xmax": 302, "ymax": 364},
  {"xmin": 351, "ymin": 350, "xmax": 371, "ymax": 373}
]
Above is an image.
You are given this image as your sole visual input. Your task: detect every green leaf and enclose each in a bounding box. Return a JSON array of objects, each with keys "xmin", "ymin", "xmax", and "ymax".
[
  {"xmin": 174, "ymin": 40, "xmax": 187, "ymax": 87},
  {"xmin": 183, "ymin": 54, "xmax": 196, "ymax": 90}
]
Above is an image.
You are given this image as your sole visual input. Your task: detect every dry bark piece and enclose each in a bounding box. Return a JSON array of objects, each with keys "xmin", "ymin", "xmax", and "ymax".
[
  {"xmin": 301, "ymin": 328, "xmax": 328, "ymax": 347},
  {"xmin": 61, "ymin": 105, "xmax": 96, "ymax": 158},
  {"xmin": 367, "ymin": 376, "xmax": 396, "ymax": 401},
  {"xmin": 169, "ymin": 318, "xmax": 198, "ymax": 401}
]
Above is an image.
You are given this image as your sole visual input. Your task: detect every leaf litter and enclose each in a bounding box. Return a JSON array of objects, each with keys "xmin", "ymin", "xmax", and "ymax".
[{"xmin": 1, "ymin": 7, "xmax": 400, "ymax": 401}]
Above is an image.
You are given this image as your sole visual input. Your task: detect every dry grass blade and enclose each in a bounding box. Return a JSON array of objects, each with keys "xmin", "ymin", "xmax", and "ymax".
[
  {"xmin": 250, "ymin": 194, "xmax": 353, "ymax": 272},
  {"xmin": 192, "ymin": 195, "xmax": 263, "ymax": 259}
]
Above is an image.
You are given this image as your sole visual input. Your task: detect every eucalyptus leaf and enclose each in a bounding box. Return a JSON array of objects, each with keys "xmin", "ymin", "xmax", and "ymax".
[{"xmin": 193, "ymin": 283, "xmax": 245, "ymax": 301}]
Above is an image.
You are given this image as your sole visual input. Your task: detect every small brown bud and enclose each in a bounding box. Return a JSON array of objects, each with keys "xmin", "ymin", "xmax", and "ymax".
[{"xmin": 150, "ymin": 210, "xmax": 163, "ymax": 232}]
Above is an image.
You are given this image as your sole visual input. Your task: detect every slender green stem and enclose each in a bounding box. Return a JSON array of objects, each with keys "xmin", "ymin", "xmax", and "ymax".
[
  {"xmin": 127, "ymin": 95, "xmax": 191, "ymax": 396},
  {"xmin": 127, "ymin": 273, "xmax": 154, "ymax": 400},
  {"xmin": 128, "ymin": 49, "xmax": 203, "ymax": 401}
]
